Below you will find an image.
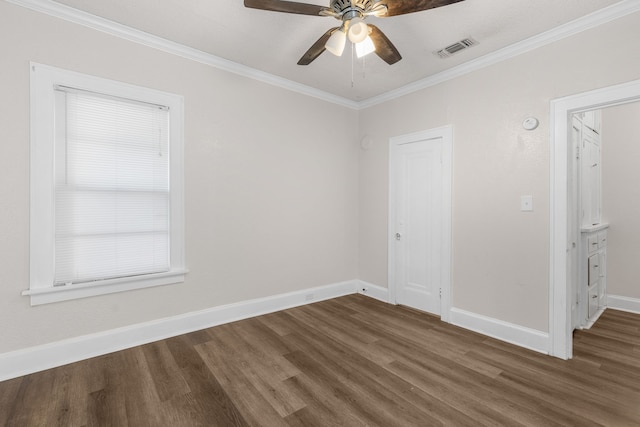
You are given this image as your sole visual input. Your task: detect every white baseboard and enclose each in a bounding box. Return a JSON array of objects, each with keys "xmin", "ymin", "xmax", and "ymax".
[
  {"xmin": 356, "ymin": 280, "xmax": 389, "ymax": 303},
  {"xmin": 355, "ymin": 284, "xmax": 550, "ymax": 355},
  {"xmin": 0, "ymin": 280, "xmax": 359, "ymax": 382},
  {"xmin": 449, "ymin": 307, "xmax": 550, "ymax": 354},
  {"xmin": 1, "ymin": 280, "xmax": 556, "ymax": 382},
  {"xmin": 607, "ymin": 294, "xmax": 640, "ymax": 314}
]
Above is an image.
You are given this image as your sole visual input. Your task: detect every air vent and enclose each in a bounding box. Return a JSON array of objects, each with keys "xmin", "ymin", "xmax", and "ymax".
[{"xmin": 435, "ymin": 38, "xmax": 478, "ymax": 59}]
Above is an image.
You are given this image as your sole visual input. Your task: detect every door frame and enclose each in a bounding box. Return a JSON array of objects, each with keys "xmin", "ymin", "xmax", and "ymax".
[
  {"xmin": 550, "ymin": 78, "xmax": 640, "ymax": 359},
  {"xmin": 388, "ymin": 125, "xmax": 452, "ymax": 322}
]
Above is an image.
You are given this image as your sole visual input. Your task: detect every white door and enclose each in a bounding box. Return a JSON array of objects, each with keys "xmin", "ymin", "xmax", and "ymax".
[{"xmin": 389, "ymin": 128, "xmax": 451, "ymax": 317}]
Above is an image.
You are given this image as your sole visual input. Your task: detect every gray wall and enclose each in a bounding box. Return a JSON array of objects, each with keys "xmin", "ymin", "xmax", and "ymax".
[
  {"xmin": 0, "ymin": 1, "xmax": 359, "ymax": 353},
  {"xmin": 2, "ymin": 0, "xmax": 640, "ymax": 356},
  {"xmin": 603, "ymin": 101, "xmax": 640, "ymax": 300},
  {"xmin": 357, "ymin": 11, "xmax": 640, "ymax": 332}
]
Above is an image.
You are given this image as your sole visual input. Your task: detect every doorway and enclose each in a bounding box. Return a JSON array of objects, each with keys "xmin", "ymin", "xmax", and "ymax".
[
  {"xmin": 550, "ymin": 79, "xmax": 640, "ymax": 359},
  {"xmin": 388, "ymin": 126, "xmax": 452, "ymax": 321}
]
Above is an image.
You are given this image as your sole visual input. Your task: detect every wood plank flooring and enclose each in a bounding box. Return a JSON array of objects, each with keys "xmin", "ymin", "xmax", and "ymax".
[{"xmin": 1, "ymin": 294, "xmax": 639, "ymax": 426}]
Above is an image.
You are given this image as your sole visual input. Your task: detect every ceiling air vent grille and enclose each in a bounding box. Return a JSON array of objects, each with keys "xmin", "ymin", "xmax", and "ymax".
[{"xmin": 435, "ymin": 38, "xmax": 478, "ymax": 59}]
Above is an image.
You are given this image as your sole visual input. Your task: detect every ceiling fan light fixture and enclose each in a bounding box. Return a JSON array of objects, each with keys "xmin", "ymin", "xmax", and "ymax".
[
  {"xmin": 347, "ymin": 17, "xmax": 368, "ymax": 43},
  {"xmin": 325, "ymin": 29, "xmax": 346, "ymax": 56},
  {"xmin": 247, "ymin": 0, "xmax": 464, "ymax": 66},
  {"xmin": 355, "ymin": 35, "xmax": 375, "ymax": 58}
]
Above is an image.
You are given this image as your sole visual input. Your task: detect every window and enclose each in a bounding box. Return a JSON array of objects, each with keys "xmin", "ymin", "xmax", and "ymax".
[{"xmin": 27, "ymin": 63, "xmax": 185, "ymax": 305}]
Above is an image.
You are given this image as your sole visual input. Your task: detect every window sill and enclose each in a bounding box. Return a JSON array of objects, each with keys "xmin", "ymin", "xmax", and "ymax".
[{"xmin": 23, "ymin": 269, "xmax": 188, "ymax": 306}]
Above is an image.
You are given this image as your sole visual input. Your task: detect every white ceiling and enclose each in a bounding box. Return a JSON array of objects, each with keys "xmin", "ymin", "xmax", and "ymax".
[{"xmin": 48, "ymin": 0, "xmax": 622, "ymax": 101}]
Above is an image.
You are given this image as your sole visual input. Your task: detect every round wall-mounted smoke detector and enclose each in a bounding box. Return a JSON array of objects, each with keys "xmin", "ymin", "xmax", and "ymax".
[{"xmin": 522, "ymin": 117, "xmax": 539, "ymax": 131}]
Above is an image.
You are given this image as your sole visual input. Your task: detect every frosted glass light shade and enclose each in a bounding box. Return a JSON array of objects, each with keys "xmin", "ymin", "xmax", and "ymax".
[
  {"xmin": 356, "ymin": 35, "xmax": 376, "ymax": 58},
  {"xmin": 348, "ymin": 18, "xmax": 368, "ymax": 43},
  {"xmin": 325, "ymin": 29, "xmax": 346, "ymax": 56}
]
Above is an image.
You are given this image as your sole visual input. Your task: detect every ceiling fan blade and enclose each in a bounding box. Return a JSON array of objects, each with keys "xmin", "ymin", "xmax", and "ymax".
[
  {"xmin": 368, "ymin": 25, "xmax": 402, "ymax": 65},
  {"xmin": 297, "ymin": 27, "xmax": 337, "ymax": 65},
  {"xmin": 244, "ymin": 0, "xmax": 328, "ymax": 16},
  {"xmin": 383, "ymin": 0, "xmax": 465, "ymax": 17}
]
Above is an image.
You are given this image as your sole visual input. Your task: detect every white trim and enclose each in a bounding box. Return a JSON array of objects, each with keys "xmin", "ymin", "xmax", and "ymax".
[
  {"xmin": 6, "ymin": 0, "xmax": 359, "ymax": 110},
  {"xmin": 449, "ymin": 308, "xmax": 549, "ymax": 355},
  {"xmin": 359, "ymin": 0, "xmax": 640, "ymax": 108},
  {"xmin": 607, "ymin": 295, "xmax": 640, "ymax": 314},
  {"xmin": 356, "ymin": 280, "xmax": 390, "ymax": 303},
  {"xmin": 1, "ymin": 276, "xmax": 564, "ymax": 382},
  {"xmin": 441, "ymin": 130, "xmax": 453, "ymax": 323},
  {"xmin": 28, "ymin": 62, "xmax": 186, "ymax": 305},
  {"xmin": 22, "ymin": 270, "xmax": 189, "ymax": 305},
  {"xmin": 0, "ymin": 280, "xmax": 359, "ymax": 382},
  {"xmin": 388, "ymin": 126, "xmax": 452, "ymax": 321},
  {"xmin": 550, "ymin": 79, "xmax": 640, "ymax": 359},
  {"xmin": 7, "ymin": 0, "xmax": 640, "ymax": 110}
]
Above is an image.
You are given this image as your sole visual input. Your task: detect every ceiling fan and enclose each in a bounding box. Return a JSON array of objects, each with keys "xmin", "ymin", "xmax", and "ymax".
[{"xmin": 244, "ymin": 0, "xmax": 465, "ymax": 65}]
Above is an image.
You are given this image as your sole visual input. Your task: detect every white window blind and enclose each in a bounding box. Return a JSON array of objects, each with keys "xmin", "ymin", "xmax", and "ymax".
[{"xmin": 54, "ymin": 87, "xmax": 171, "ymax": 286}]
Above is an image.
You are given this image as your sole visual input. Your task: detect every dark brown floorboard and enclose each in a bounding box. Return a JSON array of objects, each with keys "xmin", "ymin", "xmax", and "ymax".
[{"xmin": 1, "ymin": 294, "xmax": 639, "ymax": 426}]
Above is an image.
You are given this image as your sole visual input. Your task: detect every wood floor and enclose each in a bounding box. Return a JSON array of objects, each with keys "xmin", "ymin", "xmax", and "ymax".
[{"xmin": 1, "ymin": 295, "xmax": 639, "ymax": 426}]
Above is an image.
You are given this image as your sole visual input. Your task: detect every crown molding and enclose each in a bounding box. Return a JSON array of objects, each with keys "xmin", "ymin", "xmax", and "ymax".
[
  {"xmin": 6, "ymin": 0, "xmax": 640, "ymax": 111},
  {"xmin": 5, "ymin": 0, "xmax": 360, "ymax": 110},
  {"xmin": 358, "ymin": 0, "xmax": 640, "ymax": 109}
]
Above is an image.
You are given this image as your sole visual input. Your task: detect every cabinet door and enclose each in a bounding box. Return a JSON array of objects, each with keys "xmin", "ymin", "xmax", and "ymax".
[
  {"xmin": 598, "ymin": 231, "xmax": 607, "ymax": 249},
  {"xmin": 581, "ymin": 130, "xmax": 601, "ymax": 226},
  {"xmin": 598, "ymin": 249, "xmax": 606, "ymax": 309},
  {"xmin": 589, "ymin": 141, "xmax": 601, "ymax": 224},
  {"xmin": 587, "ymin": 234, "xmax": 599, "ymax": 254},
  {"xmin": 588, "ymin": 286, "xmax": 599, "ymax": 318},
  {"xmin": 588, "ymin": 254, "xmax": 600, "ymax": 287},
  {"xmin": 582, "ymin": 110, "xmax": 602, "ymax": 134},
  {"xmin": 598, "ymin": 282, "xmax": 606, "ymax": 309}
]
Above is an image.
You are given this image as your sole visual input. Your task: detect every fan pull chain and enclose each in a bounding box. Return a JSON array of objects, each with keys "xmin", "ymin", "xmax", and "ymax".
[
  {"xmin": 362, "ymin": 54, "xmax": 366, "ymax": 81},
  {"xmin": 351, "ymin": 42, "xmax": 355, "ymax": 88}
]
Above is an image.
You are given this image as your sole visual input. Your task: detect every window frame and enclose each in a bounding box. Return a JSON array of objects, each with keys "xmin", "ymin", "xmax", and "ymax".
[{"xmin": 27, "ymin": 62, "xmax": 186, "ymax": 305}]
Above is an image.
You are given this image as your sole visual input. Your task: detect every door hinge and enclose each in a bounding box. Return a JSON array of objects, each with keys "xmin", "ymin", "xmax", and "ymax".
[{"xmin": 439, "ymin": 288, "xmax": 442, "ymax": 298}]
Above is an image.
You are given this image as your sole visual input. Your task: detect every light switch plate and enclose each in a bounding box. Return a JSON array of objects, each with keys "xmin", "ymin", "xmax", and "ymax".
[{"xmin": 521, "ymin": 195, "xmax": 533, "ymax": 212}]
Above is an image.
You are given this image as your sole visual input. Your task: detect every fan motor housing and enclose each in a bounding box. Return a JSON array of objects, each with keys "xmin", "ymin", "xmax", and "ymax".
[{"xmin": 330, "ymin": 0, "xmax": 380, "ymax": 15}]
